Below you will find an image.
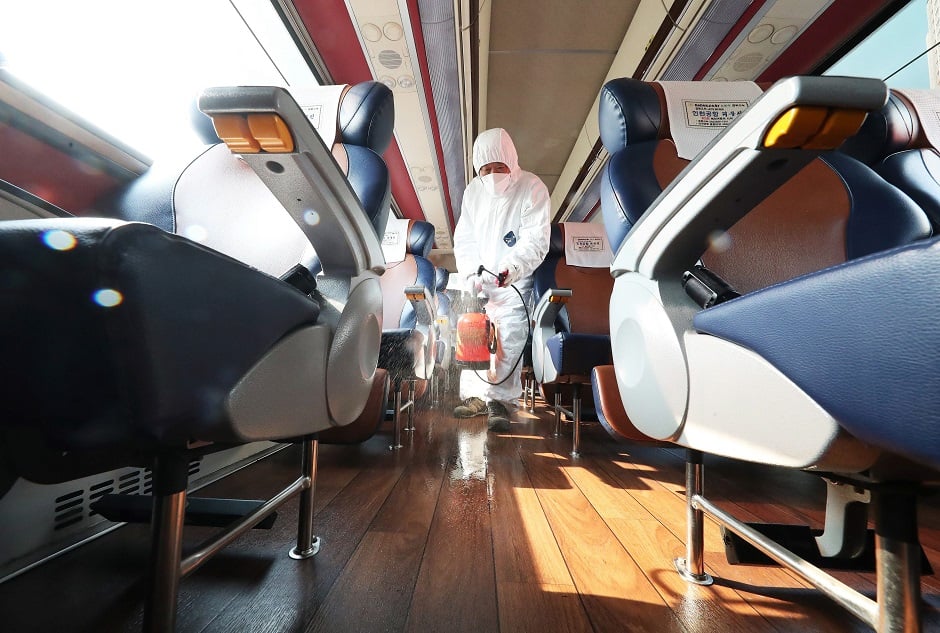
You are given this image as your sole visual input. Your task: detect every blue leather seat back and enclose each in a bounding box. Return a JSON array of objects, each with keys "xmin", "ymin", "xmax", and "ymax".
[
  {"xmin": 533, "ymin": 224, "xmax": 570, "ymax": 332},
  {"xmin": 534, "ymin": 224, "xmax": 612, "ymax": 336},
  {"xmin": 339, "ymin": 81, "xmax": 395, "ymax": 154},
  {"xmin": 533, "ymin": 223, "xmax": 614, "ymax": 378},
  {"xmin": 599, "ymin": 79, "xmax": 670, "ymax": 251},
  {"xmin": 381, "ymin": 220, "xmax": 436, "ymax": 330},
  {"xmin": 599, "ymin": 77, "xmax": 933, "ymax": 295},
  {"xmin": 338, "ymin": 81, "xmax": 394, "ymax": 237},
  {"xmin": 435, "ymin": 267, "xmax": 451, "ymax": 318}
]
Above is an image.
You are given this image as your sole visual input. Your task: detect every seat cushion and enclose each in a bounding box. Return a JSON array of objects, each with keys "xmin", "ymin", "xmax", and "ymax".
[
  {"xmin": 0, "ymin": 218, "xmax": 320, "ymax": 449},
  {"xmin": 546, "ymin": 333, "xmax": 612, "ymax": 377},
  {"xmin": 693, "ymin": 237, "xmax": 940, "ymax": 471}
]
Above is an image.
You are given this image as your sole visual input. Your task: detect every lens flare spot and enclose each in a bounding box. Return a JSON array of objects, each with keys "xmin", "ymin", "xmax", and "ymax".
[
  {"xmin": 42, "ymin": 230, "xmax": 77, "ymax": 251},
  {"xmin": 93, "ymin": 288, "xmax": 123, "ymax": 307},
  {"xmin": 707, "ymin": 230, "xmax": 732, "ymax": 253},
  {"xmin": 183, "ymin": 224, "xmax": 209, "ymax": 242},
  {"xmin": 303, "ymin": 210, "xmax": 320, "ymax": 226}
]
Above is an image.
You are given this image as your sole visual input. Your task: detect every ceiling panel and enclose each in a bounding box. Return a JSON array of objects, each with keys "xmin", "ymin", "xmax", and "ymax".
[
  {"xmin": 483, "ymin": 0, "xmax": 638, "ymax": 208},
  {"xmin": 489, "ymin": 0, "xmax": 637, "ymax": 51},
  {"xmin": 486, "ymin": 51, "xmax": 616, "ymax": 179}
]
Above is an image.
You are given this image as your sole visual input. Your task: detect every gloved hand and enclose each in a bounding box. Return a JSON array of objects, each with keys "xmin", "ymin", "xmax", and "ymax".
[
  {"xmin": 465, "ymin": 270, "xmax": 484, "ymax": 295},
  {"xmin": 497, "ymin": 260, "xmax": 520, "ymax": 287}
]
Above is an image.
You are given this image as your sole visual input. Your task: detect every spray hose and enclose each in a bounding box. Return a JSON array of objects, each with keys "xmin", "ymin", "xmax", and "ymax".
[{"xmin": 470, "ymin": 265, "xmax": 533, "ymax": 386}]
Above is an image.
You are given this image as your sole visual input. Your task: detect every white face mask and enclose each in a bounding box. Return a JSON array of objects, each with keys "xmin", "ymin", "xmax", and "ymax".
[{"xmin": 481, "ymin": 172, "xmax": 511, "ymax": 196}]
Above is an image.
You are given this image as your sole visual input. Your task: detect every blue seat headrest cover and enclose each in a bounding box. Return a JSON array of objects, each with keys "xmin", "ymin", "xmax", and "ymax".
[
  {"xmin": 435, "ymin": 267, "xmax": 449, "ymax": 292},
  {"xmin": 839, "ymin": 92, "xmax": 917, "ymax": 165},
  {"xmin": 598, "ymin": 78, "xmax": 662, "ymax": 154},
  {"xmin": 407, "ymin": 220, "xmax": 435, "ymax": 257},
  {"xmin": 340, "ymin": 81, "xmax": 395, "ymax": 154}
]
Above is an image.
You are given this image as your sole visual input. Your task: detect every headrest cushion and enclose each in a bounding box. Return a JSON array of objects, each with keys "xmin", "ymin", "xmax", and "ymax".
[
  {"xmin": 407, "ymin": 220, "xmax": 435, "ymax": 257},
  {"xmin": 599, "ymin": 78, "xmax": 663, "ymax": 153},
  {"xmin": 435, "ymin": 267, "xmax": 450, "ymax": 292},
  {"xmin": 839, "ymin": 92, "xmax": 918, "ymax": 164},
  {"xmin": 340, "ymin": 81, "xmax": 395, "ymax": 154}
]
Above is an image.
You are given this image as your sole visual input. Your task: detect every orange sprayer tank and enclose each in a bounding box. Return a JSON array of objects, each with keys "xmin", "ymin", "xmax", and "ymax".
[{"xmin": 455, "ymin": 312, "xmax": 493, "ymax": 369}]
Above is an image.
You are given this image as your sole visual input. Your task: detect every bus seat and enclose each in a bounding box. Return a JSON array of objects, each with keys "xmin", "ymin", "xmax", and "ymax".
[
  {"xmin": 379, "ymin": 218, "xmax": 437, "ymax": 446},
  {"xmin": 120, "ymin": 80, "xmax": 394, "ymax": 449},
  {"xmin": 531, "ymin": 223, "xmax": 614, "ymax": 456},
  {"xmin": 0, "ymin": 84, "xmax": 386, "ymax": 632},
  {"xmin": 588, "ymin": 78, "xmax": 761, "ymax": 445},
  {"xmin": 607, "ymin": 75, "xmax": 934, "ymax": 629}
]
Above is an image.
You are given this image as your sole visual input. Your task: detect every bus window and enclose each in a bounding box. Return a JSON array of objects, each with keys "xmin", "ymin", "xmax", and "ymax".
[
  {"xmin": 0, "ymin": 0, "xmax": 319, "ymax": 160},
  {"xmin": 824, "ymin": 0, "xmax": 934, "ymax": 89}
]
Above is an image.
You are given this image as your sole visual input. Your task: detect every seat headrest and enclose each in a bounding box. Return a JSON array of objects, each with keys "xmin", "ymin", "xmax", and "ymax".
[
  {"xmin": 839, "ymin": 92, "xmax": 918, "ymax": 164},
  {"xmin": 599, "ymin": 78, "xmax": 761, "ymax": 159},
  {"xmin": 407, "ymin": 220, "xmax": 435, "ymax": 257},
  {"xmin": 434, "ymin": 267, "xmax": 450, "ymax": 292},
  {"xmin": 340, "ymin": 81, "xmax": 395, "ymax": 154},
  {"xmin": 599, "ymin": 79, "xmax": 664, "ymax": 154}
]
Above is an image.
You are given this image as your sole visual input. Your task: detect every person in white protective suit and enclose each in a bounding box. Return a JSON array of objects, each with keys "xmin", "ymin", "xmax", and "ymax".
[{"xmin": 452, "ymin": 128, "xmax": 550, "ymax": 432}]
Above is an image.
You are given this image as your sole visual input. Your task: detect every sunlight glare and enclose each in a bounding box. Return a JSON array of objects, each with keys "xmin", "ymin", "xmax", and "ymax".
[
  {"xmin": 41, "ymin": 229, "xmax": 76, "ymax": 251},
  {"xmin": 93, "ymin": 288, "xmax": 123, "ymax": 308},
  {"xmin": 0, "ymin": 0, "xmax": 294, "ymax": 160}
]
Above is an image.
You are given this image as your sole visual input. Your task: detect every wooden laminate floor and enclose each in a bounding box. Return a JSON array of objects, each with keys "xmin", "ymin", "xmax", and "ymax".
[{"xmin": 2, "ymin": 392, "xmax": 939, "ymax": 632}]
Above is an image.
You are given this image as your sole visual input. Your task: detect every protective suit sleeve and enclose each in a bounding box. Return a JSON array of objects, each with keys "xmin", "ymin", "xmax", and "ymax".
[
  {"xmin": 498, "ymin": 179, "xmax": 551, "ymax": 281},
  {"xmin": 453, "ymin": 193, "xmax": 480, "ymax": 277}
]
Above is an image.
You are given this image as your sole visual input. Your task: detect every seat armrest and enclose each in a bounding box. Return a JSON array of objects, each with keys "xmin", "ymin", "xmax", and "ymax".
[
  {"xmin": 532, "ymin": 288, "xmax": 573, "ymax": 329},
  {"xmin": 198, "ymin": 86, "xmax": 385, "ymax": 277},
  {"xmin": 405, "ymin": 285, "xmax": 434, "ymax": 327},
  {"xmin": 531, "ymin": 288, "xmax": 572, "ymax": 382}
]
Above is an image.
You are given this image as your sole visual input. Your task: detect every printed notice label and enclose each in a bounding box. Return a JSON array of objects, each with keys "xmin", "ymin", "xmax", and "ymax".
[
  {"xmin": 573, "ymin": 236, "xmax": 604, "ymax": 252},
  {"xmin": 382, "ymin": 231, "xmax": 400, "ymax": 246},
  {"xmin": 684, "ymin": 101, "xmax": 749, "ymax": 128},
  {"xmin": 302, "ymin": 104, "xmax": 323, "ymax": 131}
]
